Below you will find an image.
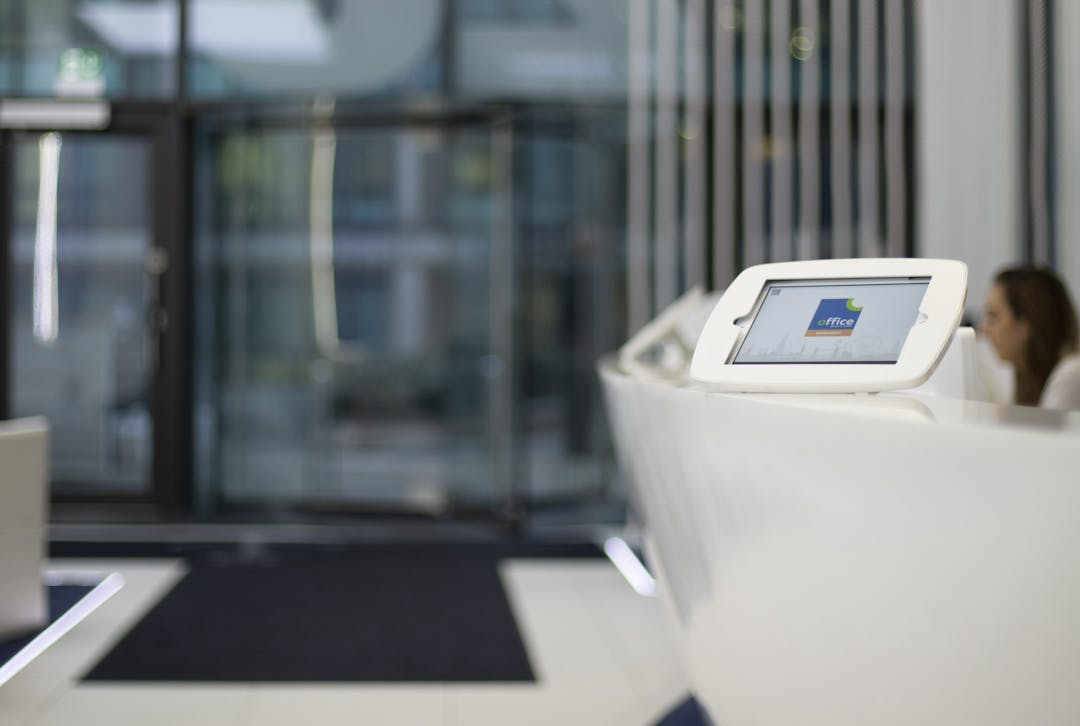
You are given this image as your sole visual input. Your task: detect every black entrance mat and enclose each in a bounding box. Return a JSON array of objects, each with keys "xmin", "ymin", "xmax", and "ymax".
[
  {"xmin": 81, "ymin": 544, "xmax": 589, "ymax": 683},
  {"xmin": 655, "ymin": 696, "xmax": 709, "ymax": 726}
]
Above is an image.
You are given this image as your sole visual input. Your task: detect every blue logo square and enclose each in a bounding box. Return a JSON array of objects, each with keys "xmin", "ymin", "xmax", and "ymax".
[{"xmin": 806, "ymin": 298, "xmax": 862, "ymax": 337}]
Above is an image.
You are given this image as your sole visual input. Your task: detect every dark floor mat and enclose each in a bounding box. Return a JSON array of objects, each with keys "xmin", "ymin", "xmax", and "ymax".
[
  {"xmin": 82, "ymin": 545, "xmax": 550, "ymax": 682},
  {"xmin": 655, "ymin": 696, "xmax": 710, "ymax": 726}
]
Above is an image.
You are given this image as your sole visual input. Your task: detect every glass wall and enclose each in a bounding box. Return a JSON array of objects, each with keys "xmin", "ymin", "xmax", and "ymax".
[
  {"xmin": 8, "ymin": 133, "xmax": 155, "ymax": 492},
  {"xmin": 184, "ymin": 0, "xmax": 630, "ymax": 103},
  {"xmin": 190, "ymin": 103, "xmax": 629, "ymax": 518},
  {"xmin": 0, "ymin": 0, "xmax": 633, "ymax": 523},
  {"xmin": 193, "ymin": 118, "xmax": 511, "ymax": 514},
  {"xmin": 186, "ymin": 0, "xmax": 443, "ymax": 98},
  {"xmin": 453, "ymin": 0, "xmax": 629, "ymax": 103},
  {"xmin": 184, "ymin": 1, "xmax": 632, "ymax": 520},
  {"xmin": 0, "ymin": 0, "xmax": 177, "ymax": 98}
]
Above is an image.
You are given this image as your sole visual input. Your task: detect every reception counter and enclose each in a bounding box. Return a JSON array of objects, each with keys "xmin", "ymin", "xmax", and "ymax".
[{"xmin": 600, "ymin": 354, "xmax": 1080, "ymax": 725}]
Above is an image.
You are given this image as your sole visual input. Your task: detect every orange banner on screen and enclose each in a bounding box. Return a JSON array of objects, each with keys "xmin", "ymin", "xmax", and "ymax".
[{"xmin": 805, "ymin": 328, "xmax": 855, "ymax": 337}]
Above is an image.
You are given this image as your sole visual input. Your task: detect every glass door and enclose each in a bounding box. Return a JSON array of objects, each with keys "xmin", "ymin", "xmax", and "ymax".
[
  {"xmin": 193, "ymin": 115, "xmax": 512, "ymax": 516},
  {"xmin": 3, "ymin": 125, "xmax": 173, "ymax": 501}
]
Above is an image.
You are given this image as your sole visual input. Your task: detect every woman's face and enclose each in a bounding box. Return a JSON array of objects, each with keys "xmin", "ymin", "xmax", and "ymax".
[{"xmin": 979, "ymin": 283, "xmax": 1030, "ymax": 365}]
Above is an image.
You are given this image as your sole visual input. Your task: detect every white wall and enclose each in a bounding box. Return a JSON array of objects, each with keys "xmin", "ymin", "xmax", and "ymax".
[{"xmin": 916, "ymin": 0, "xmax": 1021, "ymax": 319}]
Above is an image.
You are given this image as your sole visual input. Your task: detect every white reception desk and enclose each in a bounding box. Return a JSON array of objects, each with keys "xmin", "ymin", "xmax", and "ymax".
[{"xmin": 600, "ymin": 347, "xmax": 1080, "ymax": 725}]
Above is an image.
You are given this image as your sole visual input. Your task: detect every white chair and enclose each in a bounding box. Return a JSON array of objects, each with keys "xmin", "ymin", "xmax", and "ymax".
[{"xmin": 0, "ymin": 417, "xmax": 48, "ymax": 641}]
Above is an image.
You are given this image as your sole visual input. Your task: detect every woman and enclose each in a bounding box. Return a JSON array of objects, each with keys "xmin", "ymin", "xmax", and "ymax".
[{"xmin": 978, "ymin": 266, "xmax": 1080, "ymax": 409}]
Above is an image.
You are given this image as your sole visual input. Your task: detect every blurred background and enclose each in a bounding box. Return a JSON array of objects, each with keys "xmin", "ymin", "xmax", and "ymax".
[{"xmin": 0, "ymin": 0, "xmax": 1074, "ymax": 534}]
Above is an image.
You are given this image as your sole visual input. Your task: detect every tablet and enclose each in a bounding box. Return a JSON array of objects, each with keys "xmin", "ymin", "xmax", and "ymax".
[{"xmin": 689, "ymin": 258, "xmax": 967, "ymax": 392}]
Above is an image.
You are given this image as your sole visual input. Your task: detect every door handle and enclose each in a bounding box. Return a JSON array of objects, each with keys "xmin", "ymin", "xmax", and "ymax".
[{"xmin": 145, "ymin": 246, "xmax": 169, "ymax": 370}]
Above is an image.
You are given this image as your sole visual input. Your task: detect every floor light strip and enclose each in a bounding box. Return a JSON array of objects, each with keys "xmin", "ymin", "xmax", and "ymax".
[{"xmin": 603, "ymin": 536, "xmax": 657, "ymax": 597}]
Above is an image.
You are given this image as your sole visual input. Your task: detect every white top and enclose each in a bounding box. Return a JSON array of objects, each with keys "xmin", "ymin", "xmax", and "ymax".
[
  {"xmin": 1041, "ymin": 353, "xmax": 1080, "ymax": 410},
  {"xmin": 690, "ymin": 258, "xmax": 968, "ymax": 392}
]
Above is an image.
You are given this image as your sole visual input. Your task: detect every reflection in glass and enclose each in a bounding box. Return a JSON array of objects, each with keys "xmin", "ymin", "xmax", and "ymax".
[
  {"xmin": 9, "ymin": 134, "xmax": 154, "ymax": 493},
  {"xmin": 307, "ymin": 102, "xmax": 364, "ymax": 364},
  {"xmin": 194, "ymin": 124, "xmax": 497, "ymax": 512},
  {"xmin": 187, "ymin": 0, "xmax": 442, "ymax": 98},
  {"xmin": 33, "ymin": 133, "xmax": 61, "ymax": 344},
  {"xmin": 192, "ymin": 105, "xmax": 628, "ymax": 520},
  {"xmin": 454, "ymin": 0, "xmax": 629, "ymax": 102}
]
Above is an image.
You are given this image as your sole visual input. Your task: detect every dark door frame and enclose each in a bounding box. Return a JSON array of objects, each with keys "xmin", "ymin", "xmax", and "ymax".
[{"xmin": 0, "ymin": 101, "xmax": 191, "ymax": 516}]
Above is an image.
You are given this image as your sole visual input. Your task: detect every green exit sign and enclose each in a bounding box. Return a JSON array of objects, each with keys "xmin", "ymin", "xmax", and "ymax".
[{"xmin": 56, "ymin": 48, "xmax": 105, "ymax": 96}]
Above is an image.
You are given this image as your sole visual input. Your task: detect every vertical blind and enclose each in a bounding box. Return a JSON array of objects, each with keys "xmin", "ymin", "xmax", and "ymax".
[
  {"xmin": 627, "ymin": 0, "xmax": 916, "ymax": 328},
  {"xmin": 1024, "ymin": 0, "xmax": 1054, "ymax": 266}
]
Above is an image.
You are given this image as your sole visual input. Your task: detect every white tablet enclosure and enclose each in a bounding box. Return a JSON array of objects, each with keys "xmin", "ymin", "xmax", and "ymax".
[{"xmin": 690, "ymin": 259, "xmax": 968, "ymax": 392}]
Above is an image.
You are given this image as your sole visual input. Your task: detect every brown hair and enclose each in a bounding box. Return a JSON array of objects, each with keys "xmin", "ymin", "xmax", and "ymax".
[{"xmin": 994, "ymin": 267, "xmax": 1080, "ymax": 405}]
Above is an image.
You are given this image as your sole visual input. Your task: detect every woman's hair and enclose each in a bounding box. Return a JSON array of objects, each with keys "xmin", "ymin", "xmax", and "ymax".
[{"xmin": 994, "ymin": 266, "xmax": 1080, "ymax": 405}]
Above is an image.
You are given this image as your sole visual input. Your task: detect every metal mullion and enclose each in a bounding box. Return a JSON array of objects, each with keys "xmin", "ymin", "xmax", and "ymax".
[
  {"xmin": 683, "ymin": 0, "xmax": 707, "ymax": 289},
  {"xmin": 797, "ymin": 0, "xmax": 821, "ymax": 260},
  {"xmin": 771, "ymin": 0, "xmax": 795, "ymax": 262},
  {"xmin": 627, "ymin": 0, "xmax": 653, "ymax": 331},
  {"xmin": 713, "ymin": 1, "xmax": 737, "ymax": 286},
  {"xmin": 1045, "ymin": 0, "xmax": 1057, "ymax": 266},
  {"xmin": 1052, "ymin": 0, "xmax": 1080, "ymax": 300},
  {"xmin": 884, "ymin": 0, "xmax": 906, "ymax": 258},
  {"xmin": 1028, "ymin": 0, "xmax": 1052, "ymax": 265},
  {"xmin": 856, "ymin": 0, "xmax": 880, "ymax": 257},
  {"xmin": 154, "ymin": 109, "xmax": 192, "ymax": 513},
  {"xmin": 902, "ymin": 0, "xmax": 916, "ymax": 257},
  {"xmin": 742, "ymin": 0, "xmax": 767, "ymax": 267},
  {"xmin": 830, "ymin": 0, "xmax": 854, "ymax": 258},
  {"xmin": 655, "ymin": 0, "xmax": 680, "ymax": 309}
]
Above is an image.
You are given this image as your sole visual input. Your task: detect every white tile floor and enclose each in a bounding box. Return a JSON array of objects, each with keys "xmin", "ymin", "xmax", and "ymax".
[{"xmin": 0, "ymin": 558, "xmax": 691, "ymax": 726}]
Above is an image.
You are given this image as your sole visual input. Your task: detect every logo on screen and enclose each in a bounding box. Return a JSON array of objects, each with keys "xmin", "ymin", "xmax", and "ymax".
[{"xmin": 806, "ymin": 298, "xmax": 863, "ymax": 336}]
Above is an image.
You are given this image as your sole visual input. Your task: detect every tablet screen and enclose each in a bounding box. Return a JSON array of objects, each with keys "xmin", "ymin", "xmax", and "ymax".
[{"xmin": 732, "ymin": 278, "xmax": 930, "ymax": 364}]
